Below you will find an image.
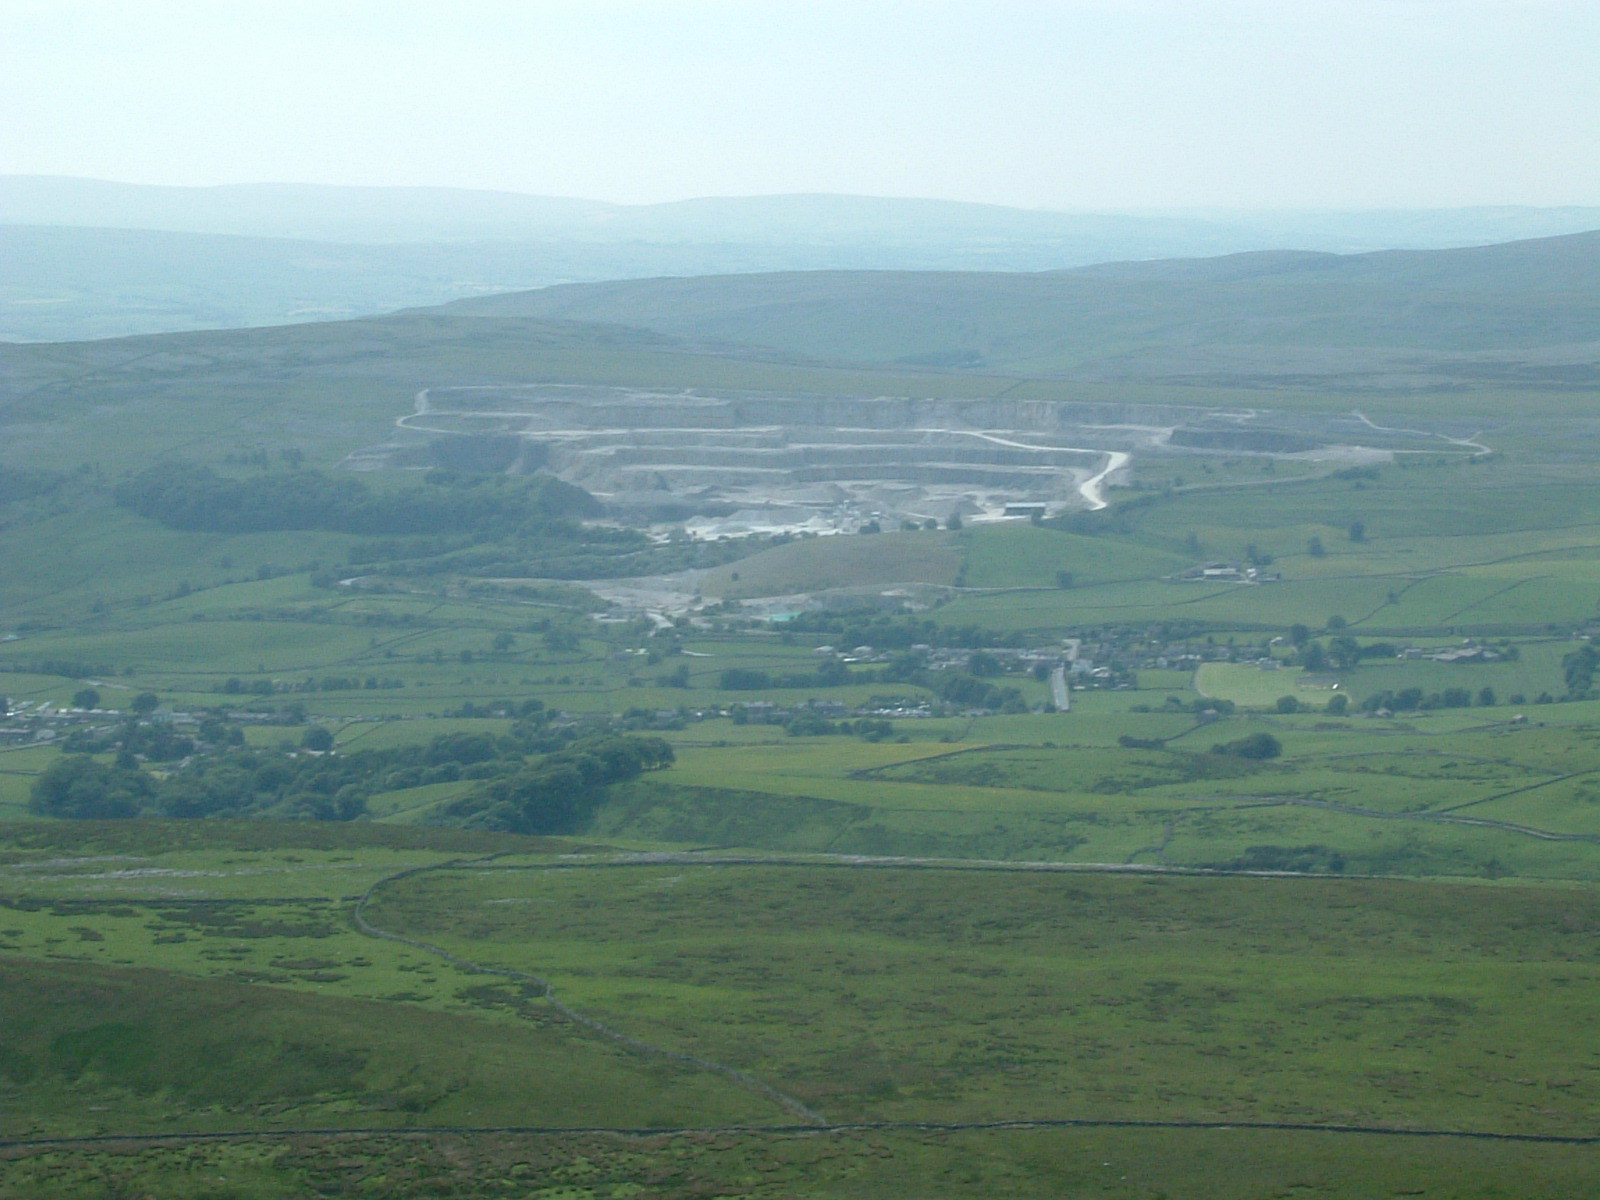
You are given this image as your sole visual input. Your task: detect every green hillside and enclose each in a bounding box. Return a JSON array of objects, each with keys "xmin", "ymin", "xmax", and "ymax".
[{"xmin": 439, "ymin": 230, "xmax": 1600, "ymax": 383}]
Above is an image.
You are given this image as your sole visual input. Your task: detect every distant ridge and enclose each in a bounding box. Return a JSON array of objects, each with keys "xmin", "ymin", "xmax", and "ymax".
[
  {"xmin": 7, "ymin": 175, "xmax": 1599, "ymax": 249},
  {"xmin": 5, "ymin": 175, "xmax": 1600, "ymax": 343},
  {"xmin": 432, "ymin": 229, "xmax": 1600, "ymax": 385},
  {"xmin": 2, "ymin": 227, "xmax": 1596, "ymax": 416}
]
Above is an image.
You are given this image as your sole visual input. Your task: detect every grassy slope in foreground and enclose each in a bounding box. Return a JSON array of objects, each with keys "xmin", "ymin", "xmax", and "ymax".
[
  {"xmin": 370, "ymin": 862, "xmax": 1600, "ymax": 1132},
  {"xmin": 4, "ymin": 1127, "xmax": 1598, "ymax": 1200}
]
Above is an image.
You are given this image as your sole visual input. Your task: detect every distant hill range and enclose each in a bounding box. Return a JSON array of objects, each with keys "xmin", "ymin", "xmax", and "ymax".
[
  {"xmin": 1, "ymin": 228, "xmax": 1594, "ymax": 404},
  {"xmin": 4, "ymin": 175, "xmax": 1599, "ymax": 344},
  {"xmin": 435, "ymin": 231, "xmax": 1600, "ymax": 389}
]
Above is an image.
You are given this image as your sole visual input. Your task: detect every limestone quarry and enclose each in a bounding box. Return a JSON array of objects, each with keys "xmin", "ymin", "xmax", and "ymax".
[{"xmin": 349, "ymin": 383, "xmax": 1436, "ymax": 537}]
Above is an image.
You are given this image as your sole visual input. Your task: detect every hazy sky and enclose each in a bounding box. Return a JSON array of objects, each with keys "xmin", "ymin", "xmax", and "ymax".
[{"xmin": 3, "ymin": 0, "xmax": 1597, "ymax": 209}]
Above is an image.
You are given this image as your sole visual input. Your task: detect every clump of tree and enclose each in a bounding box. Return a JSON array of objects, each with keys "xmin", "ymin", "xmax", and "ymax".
[
  {"xmin": 1220, "ymin": 844, "xmax": 1346, "ymax": 873},
  {"xmin": 440, "ymin": 736, "xmax": 674, "ymax": 834},
  {"xmin": 930, "ymin": 672, "xmax": 1029, "ymax": 713},
  {"xmin": 1296, "ymin": 636, "xmax": 1362, "ymax": 671},
  {"xmin": 1564, "ymin": 644, "xmax": 1598, "ymax": 700},
  {"xmin": 784, "ymin": 714, "xmax": 896, "ymax": 741},
  {"xmin": 34, "ymin": 715, "xmax": 672, "ymax": 832},
  {"xmin": 115, "ymin": 463, "xmax": 598, "ymax": 536},
  {"xmin": 30, "ymin": 756, "xmax": 155, "ymax": 820},
  {"xmin": 1360, "ymin": 687, "xmax": 1485, "ymax": 712},
  {"xmin": 1211, "ymin": 732, "xmax": 1283, "ymax": 760},
  {"xmin": 1154, "ymin": 696, "xmax": 1237, "ymax": 717}
]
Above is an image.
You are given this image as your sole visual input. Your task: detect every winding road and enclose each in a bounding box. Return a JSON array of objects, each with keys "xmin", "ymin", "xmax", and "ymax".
[{"xmin": 1351, "ymin": 410, "xmax": 1492, "ymax": 456}]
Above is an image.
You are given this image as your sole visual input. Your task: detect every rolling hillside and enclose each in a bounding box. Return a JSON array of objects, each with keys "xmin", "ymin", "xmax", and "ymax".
[
  {"xmin": 432, "ymin": 230, "xmax": 1600, "ymax": 385},
  {"xmin": 2, "ymin": 226, "xmax": 1596, "ymax": 462},
  {"xmin": 7, "ymin": 177, "xmax": 1600, "ymax": 344}
]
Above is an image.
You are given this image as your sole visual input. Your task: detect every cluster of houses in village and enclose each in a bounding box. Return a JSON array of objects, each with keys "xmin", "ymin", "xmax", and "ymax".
[
  {"xmin": 0, "ymin": 698, "xmax": 113, "ymax": 745},
  {"xmin": 1177, "ymin": 561, "xmax": 1284, "ymax": 584}
]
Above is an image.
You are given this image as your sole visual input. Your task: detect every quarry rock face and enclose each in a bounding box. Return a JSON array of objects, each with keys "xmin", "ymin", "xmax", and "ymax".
[{"xmin": 353, "ymin": 384, "xmax": 1406, "ymax": 532}]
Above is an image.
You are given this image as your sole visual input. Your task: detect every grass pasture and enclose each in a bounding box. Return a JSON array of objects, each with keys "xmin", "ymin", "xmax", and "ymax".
[
  {"xmin": 8, "ymin": 815, "xmax": 1599, "ymax": 1155},
  {"xmin": 371, "ymin": 862, "xmax": 1600, "ymax": 1133},
  {"xmin": 958, "ymin": 523, "xmax": 1189, "ymax": 589},
  {"xmin": 0, "ymin": 956, "xmax": 765, "ymax": 1139},
  {"xmin": 585, "ymin": 717, "xmax": 1600, "ymax": 879},
  {"xmin": 6, "ymin": 1126, "xmax": 1598, "ymax": 1200}
]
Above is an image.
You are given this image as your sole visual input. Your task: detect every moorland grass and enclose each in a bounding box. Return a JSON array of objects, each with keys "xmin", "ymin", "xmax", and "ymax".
[
  {"xmin": 4, "ymin": 1125, "xmax": 1600, "ymax": 1200},
  {"xmin": 370, "ymin": 862, "xmax": 1600, "ymax": 1132},
  {"xmin": 0, "ymin": 955, "xmax": 769, "ymax": 1139}
]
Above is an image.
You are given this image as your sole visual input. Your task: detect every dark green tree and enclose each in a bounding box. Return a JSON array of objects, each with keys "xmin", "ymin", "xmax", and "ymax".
[
  {"xmin": 31, "ymin": 756, "xmax": 153, "ymax": 819},
  {"xmin": 1564, "ymin": 644, "xmax": 1599, "ymax": 697},
  {"xmin": 1329, "ymin": 636, "xmax": 1362, "ymax": 670},
  {"xmin": 1211, "ymin": 732, "xmax": 1282, "ymax": 760},
  {"xmin": 301, "ymin": 726, "xmax": 335, "ymax": 752}
]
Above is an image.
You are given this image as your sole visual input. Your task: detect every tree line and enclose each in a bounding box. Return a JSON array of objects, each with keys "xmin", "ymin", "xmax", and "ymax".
[
  {"xmin": 114, "ymin": 463, "xmax": 598, "ymax": 536},
  {"xmin": 32, "ymin": 720, "xmax": 672, "ymax": 834}
]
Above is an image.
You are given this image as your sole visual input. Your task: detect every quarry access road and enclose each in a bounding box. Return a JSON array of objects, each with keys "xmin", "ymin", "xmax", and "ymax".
[
  {"xmin": 1078, "ymin": 450, "xmax": 1129, "ymax": 509},
  {"xmin": 1352, "ymin": 410, "xmax": 1491, "ymax": 456},
  {"xmin": 1049, "ymin": 664, "xmax": 1071, "ymax": 711},
  {"xmin": 932, "ymin": 430, "xmax": 1129, "ymax": 510}
]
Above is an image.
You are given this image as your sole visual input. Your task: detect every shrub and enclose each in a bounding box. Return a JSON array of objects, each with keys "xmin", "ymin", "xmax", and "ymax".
[{"xmin": 1211, "ymin": 732, "xmax": 1283, "ymax": 760}]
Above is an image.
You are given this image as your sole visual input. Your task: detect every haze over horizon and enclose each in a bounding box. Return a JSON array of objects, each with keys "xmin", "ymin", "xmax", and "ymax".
[{"xmin": 4, "ymin": 0, "xmax": 1598, "ymax": 212}]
